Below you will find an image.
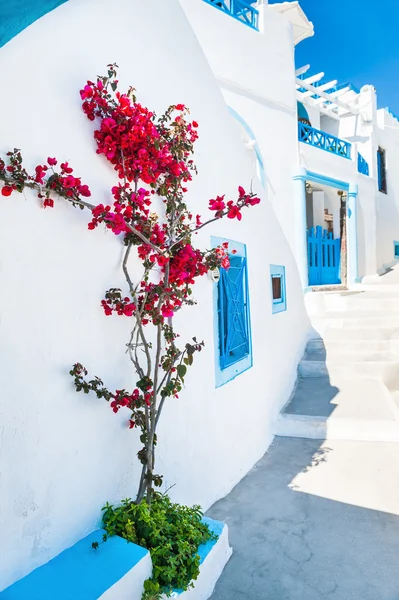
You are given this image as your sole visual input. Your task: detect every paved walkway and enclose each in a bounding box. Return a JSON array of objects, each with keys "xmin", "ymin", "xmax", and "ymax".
[{"xmin": 209, "ymin": 437, "xmax": 399, "ymax": 600}]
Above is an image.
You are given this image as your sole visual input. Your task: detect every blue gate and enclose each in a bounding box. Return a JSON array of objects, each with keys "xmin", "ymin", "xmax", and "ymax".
[{"xmin": 307, "ymin": 226, "xmax": 341, "ymax": 286}]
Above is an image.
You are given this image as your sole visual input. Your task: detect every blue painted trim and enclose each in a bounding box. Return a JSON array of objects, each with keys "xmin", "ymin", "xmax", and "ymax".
[
  {"xmin": 0, "ymin": 530, "xmax": 149, "ymax": 599},
  {"xmin": 394, "ymin": 241, "xmax": 399, "ymax": 259},
  {"xmin": 303, "ymin": 170, "xmax": 351, "ymax": 191},
  {"xmin": 211, "ymin": 236, "xmax": 253, "ymax": 388},
  {"xmin": 270, "ymin": 265, "xmax": 287, "ymax": 314},
  {"xmin": 228, "ymin": 107, "xmax": 265, "ymax": 187},
  {"xmin": 0, "ymin": 0, "xmax": 68, "ymax": 48},
  {"xmin": 357, "ymin": 152, "xmax": 369, "ymax": 176}
]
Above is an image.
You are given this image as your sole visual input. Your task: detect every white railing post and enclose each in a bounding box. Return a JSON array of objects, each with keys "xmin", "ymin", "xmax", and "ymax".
[{"xmin": 256, "ymin": 1, "xmax": 268, "ymax": 34}]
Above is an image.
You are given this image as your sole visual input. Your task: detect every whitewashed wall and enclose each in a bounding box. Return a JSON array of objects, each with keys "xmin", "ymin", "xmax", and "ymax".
[
  {"xmin": 374, "ymin": 110, "xmax": 399, "ymax": 270},
  {"xmin": 179, "ymin": 0, "xmax": 301, "ymax": 247},
  {"xmin": 337, "ymin": 87, "xmax": 399, "ymax": 275},
  {"xmin": 0, "ymin": 0, "xmax": 310, "ymax": 589}
]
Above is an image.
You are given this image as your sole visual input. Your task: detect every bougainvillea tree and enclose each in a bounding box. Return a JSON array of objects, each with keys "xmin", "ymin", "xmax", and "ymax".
[{"xmin": 0, "ymin": 64, "xmax": 260, "ymax": 504}]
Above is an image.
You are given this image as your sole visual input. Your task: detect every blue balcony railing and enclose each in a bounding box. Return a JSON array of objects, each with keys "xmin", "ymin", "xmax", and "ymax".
[
  {"xmin": 357, "ymin": 152, "xmax": 369, "ymax": 176},
  {"xmin": 298, "ymin": 122, "xmax": 351, "ymax": 159},
  {"xmin": 203, "ymin": 0, "xmax": 259, "ymax": 30}
]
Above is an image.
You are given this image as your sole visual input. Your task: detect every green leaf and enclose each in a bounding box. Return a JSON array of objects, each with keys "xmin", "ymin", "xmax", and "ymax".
[{"xmin": 176, "ymin": 365, "xmax": 187, "ymax": 379}]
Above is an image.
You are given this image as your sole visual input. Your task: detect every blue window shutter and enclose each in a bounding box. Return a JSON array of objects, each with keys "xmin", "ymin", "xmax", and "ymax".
[
  {"xmin": 218, "ymin": 255, "xmax": 250, "ymax": 370},
  {"xmin": 377, "ymin": 149, "xmax": 382, "ymax": 191}
]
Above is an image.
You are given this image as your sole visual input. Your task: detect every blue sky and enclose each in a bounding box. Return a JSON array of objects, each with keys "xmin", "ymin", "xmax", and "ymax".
[{"xmin": 291, "ymin": 0, "xmax": 399, "ymax": 114}]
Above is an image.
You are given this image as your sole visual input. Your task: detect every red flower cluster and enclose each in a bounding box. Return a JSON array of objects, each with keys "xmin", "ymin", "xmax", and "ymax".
[
  {"xmin": 110, "ymin": 388, "xmax": 141, "ymax": 414},
  {"xmin": 80, "ymin": 78, "xmax": 197, "ymax": 192},
  {"xmin": 101, "ymin": 288, "xmax": 136, "ymax": 317},
  {"xmin": 0, "ymin": 152, "xmax": 91, "ymax": 208},
  {"xmin": 209, "ymin": 186, "xmax": 261, "ymax": 221},
  {"xmin": 168, "ymin": 243, "xmax": 208, "ymax": 286}
]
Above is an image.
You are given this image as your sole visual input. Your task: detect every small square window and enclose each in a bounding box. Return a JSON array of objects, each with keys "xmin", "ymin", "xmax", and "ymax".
[
  {"xmin": 394, "ymin": 241, "xmax": 399, "ymax": 259},
  {"xmin": 270, "ymin": 265, "xmax": 287, "ymax": 314}
]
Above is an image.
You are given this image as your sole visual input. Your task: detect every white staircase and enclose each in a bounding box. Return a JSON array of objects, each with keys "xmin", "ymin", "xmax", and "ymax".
[{"xmin": 275, "ymin": 266, "xmax": 399, "ymax": 441}]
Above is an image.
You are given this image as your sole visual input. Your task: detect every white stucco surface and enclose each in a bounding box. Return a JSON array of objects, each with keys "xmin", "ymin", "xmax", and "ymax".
[
  {"xmin": 0, "ymin": 0, "xmax": 310, "ymax": 589},
  {"xmin": 100, "ymin": 552, "xmax": 152, "ymax": 600}
]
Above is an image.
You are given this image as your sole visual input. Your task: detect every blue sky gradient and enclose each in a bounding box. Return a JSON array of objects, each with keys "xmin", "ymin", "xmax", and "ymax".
[{"xmin": 289, "ymin": 0, "xmax": 399, "ymax": 114}]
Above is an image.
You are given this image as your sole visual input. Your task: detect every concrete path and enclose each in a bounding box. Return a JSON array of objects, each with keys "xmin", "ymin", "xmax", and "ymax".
[{"xmin": 209, "ymin": 437, "xmax": 399, "ymax": 600}]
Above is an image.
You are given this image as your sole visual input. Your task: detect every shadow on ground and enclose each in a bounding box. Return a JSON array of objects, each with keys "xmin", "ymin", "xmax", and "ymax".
[{"xmin": 208, "ymin": 436, "xmax": 399, "ymax": 600}]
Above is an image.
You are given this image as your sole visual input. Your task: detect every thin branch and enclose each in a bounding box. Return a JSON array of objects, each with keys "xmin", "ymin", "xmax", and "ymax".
[{"xmin": 122, "ymin": 243, "xmax": 135, "ymax": 295}]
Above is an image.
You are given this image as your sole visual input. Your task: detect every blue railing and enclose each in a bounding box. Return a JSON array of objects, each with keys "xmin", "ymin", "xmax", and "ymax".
[
  {"xmin": 298, "ymin": 122, "xmax": 351, "ymax": 159},
  {"xmin": 202, "ymin": 0, "xmax": 259, "ymax": 30},
  {"xmin": 357, "ymin": 152, "xmax": 369, "ymax": 176}
]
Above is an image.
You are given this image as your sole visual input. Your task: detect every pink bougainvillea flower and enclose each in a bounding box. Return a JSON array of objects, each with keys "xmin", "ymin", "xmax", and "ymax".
[
  {"xmin": 43, "ymin": 198, "xmax": 54, "ymax": 208},
  {"xmin": 47, "ymin": 157, "xmax": 57, "ymax": 166},
  {"xmin": 227, "ymin": 205, "xmax": 242, "ymax": 220},
  {"xmin": 246, "ymin": 196, "xmax": 261, "ymax": 206},
  {"xmin": 161, "ymin": 305, "xmax": 174, "ymax": 318},
  {"xmin": 60, "ymin": 162, "xmax": 73, "ymax": 174},
  {"xmin": 78, "ymin": 184, "xmax": 91, "ymax": 197},
  {"xmin": 175, "ymin": 104, "xmax": 185, "ymax": 111},
  {"xmin": 209, "ymin": 196, "xmax": 225, "ymax": 211},
  {"xmin": 80, "ymin": 84, "xmax": 94, "ymax": 100},
  {"xmin": 238, "ymin": 185, "xmax": 246, "ymax": 197}
]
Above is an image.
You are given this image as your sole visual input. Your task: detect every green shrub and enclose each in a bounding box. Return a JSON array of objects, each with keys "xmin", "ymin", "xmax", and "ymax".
[{"xmin": 100, "ymin": 494, "xmax": 217, "ymax": 599}]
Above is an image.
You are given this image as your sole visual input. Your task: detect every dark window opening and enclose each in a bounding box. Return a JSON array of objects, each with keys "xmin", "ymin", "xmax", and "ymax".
[
  {"xmin": 272, "ymin": 275, "xmax": 282, "ymax": 301},
  {"xmin": 377, "ymin": 147, "xmax": 387, "ymax": 194}
]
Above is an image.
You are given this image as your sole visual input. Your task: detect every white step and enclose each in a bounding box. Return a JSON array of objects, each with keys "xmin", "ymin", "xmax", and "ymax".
[
  {"xmin": 298, "ymin": 360, "xmax": 399, "ymax": 386},
  {"xmin": 306, "ymin": 291, "xmax": 399, "ymax": 316},
  {"xmin": 312, "ymin": 326, "xmax": 399, "ymax": 342},
  {"xmin": 312, "ymin": 317, "xmax": 399, "ymax": 330},
  {"xmin": 304, "ymin": 348, "xmax": 397, "ymax": 363},
  {"xmin": 275, "ymin": 413, "xmax": 399, "ymax": 442},
  {"xmin": 306, "ymin": 338, "xmax": 399, "ymax": 354}
]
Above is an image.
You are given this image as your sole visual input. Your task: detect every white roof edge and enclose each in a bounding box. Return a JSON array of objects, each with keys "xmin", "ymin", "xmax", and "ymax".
[{"xmin": 267, "ymin": 1, "xmax": 314, "ymax": 45}]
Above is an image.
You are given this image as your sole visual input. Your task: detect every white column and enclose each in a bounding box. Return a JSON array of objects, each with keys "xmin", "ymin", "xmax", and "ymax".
[
  {"xmin": 347, "ymin": 183, "xmax": 359, "ymax": 285},
  {"xmin": 256, "ymin": 1, "xmax": 269, "ymax": 34},
  {"xmin": 293, "ymin": 168, "xmax": 308, "ymax": 289}
]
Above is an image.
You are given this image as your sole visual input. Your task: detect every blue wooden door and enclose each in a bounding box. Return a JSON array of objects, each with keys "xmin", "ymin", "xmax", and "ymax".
[{"xmin": 307, "ymin": 226, "xmax": 341, "ymax": 286}]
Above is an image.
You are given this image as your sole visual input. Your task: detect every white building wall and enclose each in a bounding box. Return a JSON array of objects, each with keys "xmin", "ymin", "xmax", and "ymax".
[
  {"xmin": 179, "ymin": 0, "xmax": 301, "ymax": 247},
  {"xmin": 0, "ymin": 0, "xmax": 310, "ymax": 590},
  {"xmin": 375, "ymin": 112, "xmax": 399, "ymax": 269}
]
